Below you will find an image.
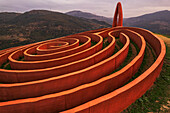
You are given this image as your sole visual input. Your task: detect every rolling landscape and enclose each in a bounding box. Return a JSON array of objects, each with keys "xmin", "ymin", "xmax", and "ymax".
[
  {"xmin": 0, "ymin": 9, "xmax": 169, "ymax": 50},
  {"xmin": 0, "ymin": 10, "xmax": 110, "ymax": 50},
  {"xmin": 0, "ymin": 7, "xmax": 169, "ymax": 113},
  {"xmin": 67, "ymin": 10, "xmax": 170, "ymax": 35}
]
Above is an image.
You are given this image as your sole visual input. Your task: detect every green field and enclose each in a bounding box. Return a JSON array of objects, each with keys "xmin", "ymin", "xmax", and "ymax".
[{"xmin": 123, "ymin": 35, "xmax": 170, "ymax": 113}]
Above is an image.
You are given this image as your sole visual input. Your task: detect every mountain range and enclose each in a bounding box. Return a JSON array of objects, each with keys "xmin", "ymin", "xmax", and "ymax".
[
  {"xmin": 66, "ymin": 10, "xmax": 112, "ymax": 25},
  {"xmin": 124, "ymin": 10, "xmax": 170, "ymax": 35},
  {"xmin": 0, "ymin": 9, "xmax": 169, "ymax": 50},
  {"xmin": 0, "ymin": 10, "xmax": 110, "ymax": 49},
  {"xmin": 67, "ymin": 10, "xmax": 170, "ymax": 35}
]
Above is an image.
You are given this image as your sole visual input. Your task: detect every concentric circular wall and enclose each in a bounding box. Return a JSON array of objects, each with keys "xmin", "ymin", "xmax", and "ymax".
[
  {"xmin": 0, "ymin": 26, "xmax": 166, "ymax": 113},
  {"xmin": 0, "ymin": 2, "xmax": 166, "ymax": 113}
]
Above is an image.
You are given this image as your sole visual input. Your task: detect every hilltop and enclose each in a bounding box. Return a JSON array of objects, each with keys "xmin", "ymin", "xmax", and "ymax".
[
  {"xmin": 0, "ymin": 10, "xmax": 110, "ymax": 49},
  {"xmin": 124, "ymin": 10, "xmax": 170, "ymax": 35},
  {"xmin": 0, "ymin": 9, "xmax": 169, "ymax": 50},
  {"xmin": 66, "ymin": 10, "xmax": 112, "ymax": 24},
  {"xmin": 0, "ymin": 12, "xmax": 21, "ymax": 24},
  {"xmin": 67, "ymin": 10, "xmax": 170, "ymax": 35}
]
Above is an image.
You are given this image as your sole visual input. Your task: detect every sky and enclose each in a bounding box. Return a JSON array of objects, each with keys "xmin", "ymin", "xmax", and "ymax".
[{"xmin": 0, "ymin": 0, "xmax": 170, "ymax": 18}]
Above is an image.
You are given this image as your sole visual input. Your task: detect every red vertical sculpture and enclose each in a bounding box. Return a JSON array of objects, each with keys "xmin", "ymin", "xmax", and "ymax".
[{"xmin": 112, "ymin": 2, "xmax": 123, "ymax": 27}]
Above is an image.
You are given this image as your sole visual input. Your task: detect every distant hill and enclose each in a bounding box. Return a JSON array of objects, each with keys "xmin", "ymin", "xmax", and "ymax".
[
  {"xmin": 66, "ymin": 10, "xmax": 113, "ymax": 25},
  {"xmin": 8, "ymin": 10, "xmax": 110, "ymax": 28},
  {"xmin": 124, "ymin": 10, "xmax": 170, "ymax": 35},
  {"xmin": 0, "ymin": 10, "xmax": 110, "ymax": 40},
  {"xmin": 0, "ymin": 12, "xmax": 21, "ymax": 24},
  {"xmin": 0, "ymin": 10, "xmax": 110, "ymax": 50},
  {"xmin": 0, "ymin": 9, "xmax": 169, "ymax": 50},
  {"xmin": 67, "ymin": 10, "xmax": 170, "ymax": 35}
]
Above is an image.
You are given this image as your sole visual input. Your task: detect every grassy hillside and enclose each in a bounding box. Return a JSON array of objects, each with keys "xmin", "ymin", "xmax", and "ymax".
[
  {"xmin": 123, "ymin": 34, "xmax": 170, "ymax": 113},
  {"xmin": 124, "ymin": 10, "xmax": 170, "ymax": 35},
  {"xmin": 67, "ymin": 10, "xmax": 170, "ymax": 35},
  {"xmin": 0, "ymin": 12, "xmax": 20, "ymax": 24},
  {"xmin": 0, "ymin": 10, "xmax": 110, "ymax": 50},
  {"xmin": 66, "ymin": 10, "xmax": 112, "ymax": 25}
]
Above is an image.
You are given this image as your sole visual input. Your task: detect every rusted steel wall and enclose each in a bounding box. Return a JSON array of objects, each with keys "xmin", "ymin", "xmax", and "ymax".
[
  {"xmin": 0, "ymin": 26, "xmax": 165, "ymax": 113},
  {"xmin": 0, "ymin": 2, "xmax": 166, "ymax": 112},
  {"xmin": 61, "ymin": 27, "xmax": 166, "ymax": 113}
]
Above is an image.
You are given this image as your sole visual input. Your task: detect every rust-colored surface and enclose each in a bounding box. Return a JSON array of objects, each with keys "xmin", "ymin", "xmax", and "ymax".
[
  {"xmin": 112, "ymin": 2, "xmax": 123, "ymax": 27},
  {"xmin": 0, "ymin": 2, "xmax": 166, "ymax": 113}
]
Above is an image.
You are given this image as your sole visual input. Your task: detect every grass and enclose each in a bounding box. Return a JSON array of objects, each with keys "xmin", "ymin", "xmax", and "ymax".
[
  {"xmin": 102, "ymin": 37, "xmax": 110, "ymax": 49},
  {"xmin": 0, "ymin": 60, "xmax": 11, "ymax": 70},
  {"xmin": 113, "ymin": 46, "xmax": 118, "ymax": 55},
  {"xmin": 124, "ymin": 44, "xmax": 150, "ymax": 88},
  {"xmin": 116, "ymin": 40, "xmax": 124, "ymax": 49},
  {"xmin": 0, "ymin": 39, "xmax": 108, "ymax": 70},
  {"xmin": 110, "ymin": 40, "xmax": 137, "ymax": 74},
  {"xmin": 155, "ymin": 33, "xmax": 170, "ymax": 38},
  {"xmin": 103, "ymin": 38, "xmax": 169, "ymax": 112},
  {"xmin": 91, "ymin": 41, "xmax": 97, "ymax": 47},
  {"xmin": 79, "ymin": 42, "xmax": 84, "ymax": 46},
  {"xmin": 0, "ymin": 61, "xmax": 7, "ymax": 69},
  {"xmin": 101, "ymin": 36, "xmax": 169, "ymax": 112},
  {"xmin": 91, "ymin": 38, "xmax": 110, "ymax": 49},
  {"xmin": 32, "ymin": 53, "xmax": 37, "ymax": 55},
  {"xmin": 123, "ymin": 44, "xmax": 170, "ymax": 112},
  {"xmin": 4, "ymin": 64, "xmax": 11, "ymax": 70},
  {"xmin": 0, "ymin": 56, "xmax": 24, "ymax": 70},
  {"xmin": 112, "ymin": 39, "xmax": 124, "ymax": 55},
  {"xmin": 0, "ymin": 35, "xmax": 169, "ymax": 112},
  {"xmin": 17, "ymin": 56, "xmax": 25, "ymax": 61},
  {"xmin": 163, "ymin": 35, "xmax": 170, "ymax": 38}
]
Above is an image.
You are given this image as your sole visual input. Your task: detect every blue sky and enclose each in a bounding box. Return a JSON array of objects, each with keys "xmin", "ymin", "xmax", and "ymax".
[{"xmin": 0, "ymin": 0, "xmax": 169, "ymax": 18}]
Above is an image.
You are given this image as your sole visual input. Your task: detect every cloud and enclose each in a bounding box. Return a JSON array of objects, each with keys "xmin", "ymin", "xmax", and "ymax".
[{"xmin": 0, "ymin": 0, "xmax": 169, "ymax": 17}]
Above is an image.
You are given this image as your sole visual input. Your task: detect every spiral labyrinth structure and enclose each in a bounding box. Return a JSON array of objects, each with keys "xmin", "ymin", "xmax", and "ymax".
[{"xmin": 0, "ymin": 2, "xmax": 166, "ymax": 113}]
